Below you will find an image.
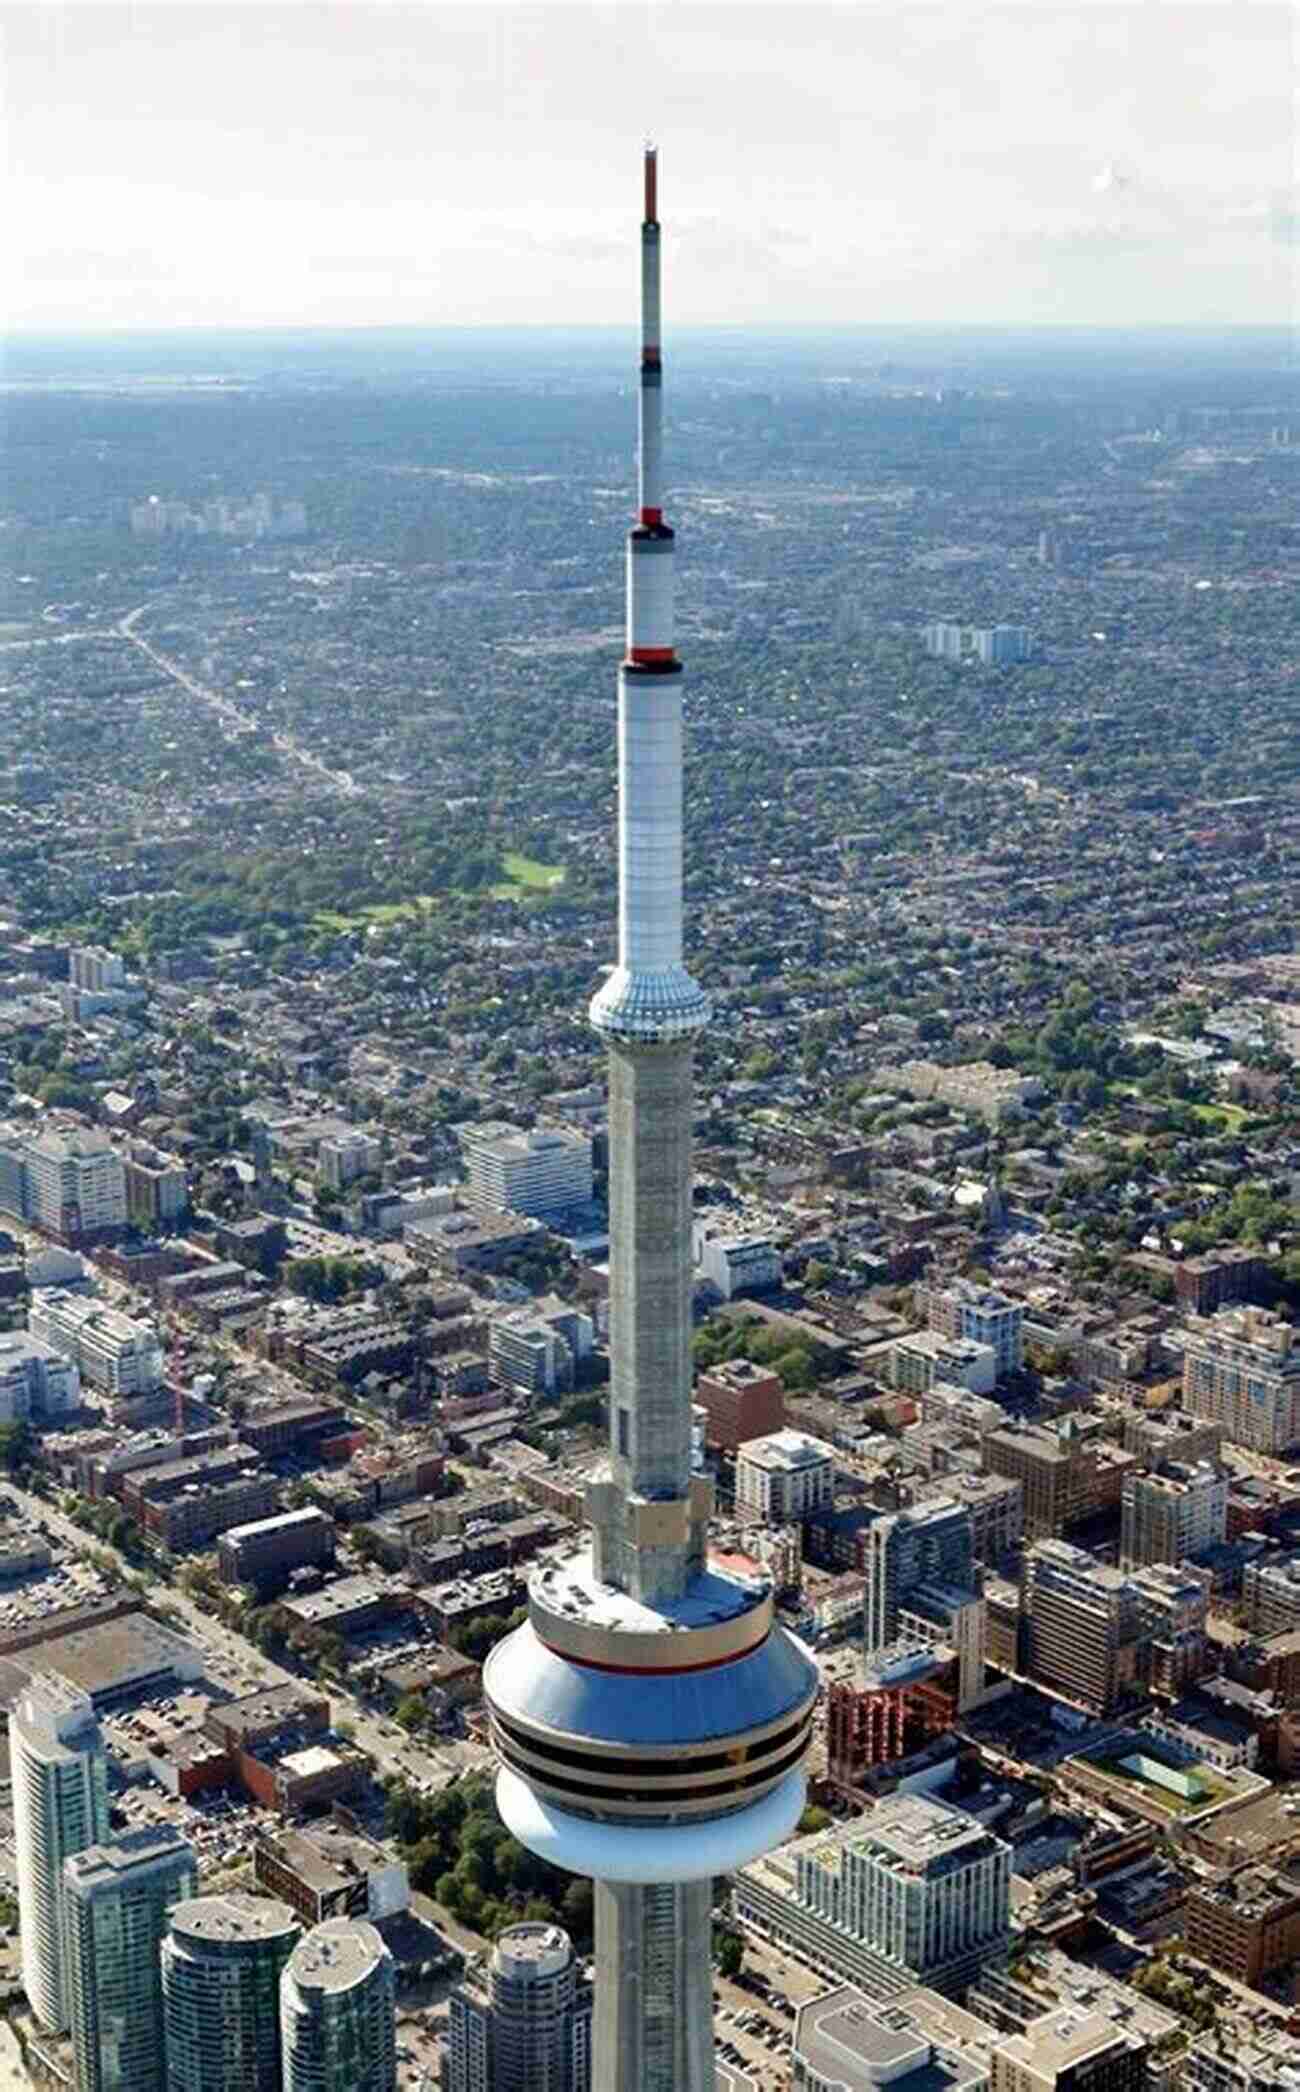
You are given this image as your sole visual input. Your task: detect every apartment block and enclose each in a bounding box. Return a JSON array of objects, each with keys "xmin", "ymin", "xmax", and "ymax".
[
  {"xmin": 862, "ymin": 1498, "xmax": 976, "ymax": 1655},
  {"xmin": 1174, "ymin": 1248, "xmax": 1271, "ymax": 1317},
  {"xmin": 1022, "ymin": 1541, "xmax": 1141, "ymax": 1715},
  {"xmin": 445, "ymin": 1922, "xmax": 592, "ymax": 2092},
  {"xmin": 735, "ymin": 1430, "xmax": 834, "ymax": 1525},
  {"xmin": 735, "ymin": 1797, "xmax": 1011, "ymax": 2002},
  {"xmin": 460, "ymin": 1120, "xmax": 593, "ymax": 1220},
  {"xmin": 891, "ymin": 1331, "xmax": 997, "ymax": 1397},
  {"xmin": 917, "ymin": 1280, "xmax": 1025, "ymax": 1378},
  {"xmin": 2, "ymin": 1128, "xmax": 127, "ymax": 1242},
  {"xmin": 1243, "ymin": 1551, "xmax": 1300, "ymax": 1636},
  {"xmin": 0, "ymin": 1330, "xmax": 80, "ymax": 1422},
  {"xmin": 695, "ymin": 1357, "xmax": 786, "ymax": 1452},
  {"xmin": 63, "ymin": 1829, "xmax": 198, "ymax": 2092},
  {"xmin": 123, "ymin": 1145, "xmax": 189, "ymax": 1229},
  {"xmin": 1181, "ymin": 1308, "xmax": 1300, "ymax": 1455},
  {"xmin": 1120, "ymin": 1461, "xmax": 1227, "ymax": 1569},
  {"xmin": 28, "ymin": 1289, "xmax": 163, "ymax": 1396}
]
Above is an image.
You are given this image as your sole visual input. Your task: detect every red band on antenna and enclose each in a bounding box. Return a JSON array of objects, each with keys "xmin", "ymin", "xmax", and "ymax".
[{"xmin": 644, "ymin": 147, "xmax": 657, "ymax": 223}]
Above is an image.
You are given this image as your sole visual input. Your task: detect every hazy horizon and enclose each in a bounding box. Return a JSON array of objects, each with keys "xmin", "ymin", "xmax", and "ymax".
[{"xmin": 4, "ymin": 2, "xmax": 1296, "ymax": 334}]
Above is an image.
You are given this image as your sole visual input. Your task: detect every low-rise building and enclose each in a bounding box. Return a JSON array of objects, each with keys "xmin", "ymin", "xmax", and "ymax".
[
  {"xmin": 693, "ymin": 1223, "xmax": 782, "ymax": 1302},
  {"xmin": 694, "ymin": 1357, "xmax": 786, "ymax": 1452},
  {"xmin": 0, "ymin": 1329, "xmax": 80, "ymax": 1421},
  {"xmin": 989, "ymin": 2007, "xmax": 1144, "ymax": 2092},
  {"xmin": 217, "ymin": 1506, "xmax": 335, "ymax": 1590},
  {"xmin": 1183, "ymin": 1863, "xmax": 1300, "ymax": 1988},
  {"xmin": 793, "ymin": 1984, "xmax": 994, "ymax": 2092},
  {"xmin": 891, "ymin": 1331, "xmax": 997, "ymax": 1398},
  {"xmin": 254, "ymin": 1823, "xmax": 409, "ymax": 1926},
  {"xmin": 1243, "ymin": 1550, "xmax": 1300, "ymax": 1636}
]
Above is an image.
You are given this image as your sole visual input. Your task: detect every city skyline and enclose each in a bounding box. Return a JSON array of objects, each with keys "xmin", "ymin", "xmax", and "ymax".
[{"xmin": 4, "ymin": 1, "xmax": 1295, "ymax": 334}]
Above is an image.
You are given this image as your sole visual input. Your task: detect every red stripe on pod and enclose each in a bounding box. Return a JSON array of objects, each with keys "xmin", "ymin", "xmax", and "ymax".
[
  {"xmin": 536, "ymin": 1630, "xmax": 769, "ymax": 1676},
  {"xmin": 629, "ymin": 646, "xmax": 675, "ymax": 664},
  {"xmin": 639, "ymin": 507, "xmax": 663, "ymax": 527}
]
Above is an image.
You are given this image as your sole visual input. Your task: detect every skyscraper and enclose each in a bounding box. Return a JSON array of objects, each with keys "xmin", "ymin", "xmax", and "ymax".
[
  {"xmin": 12, "ymin": 1672, "xmax": 111, "ymax": 2030},
  {"xmin": 161, "ymin": 1892, "xmax": 300, "ymax": 2092},
  {"xmin": 63, "ymin": 1828, "xmax": 197, "ymax": 2092},
  {"xmin": 483, "ymin": 150, "xmax": 819, "ymax": 2092},
  {"xmin": 446, "ymin": 1922, "xmax": 593, "ymax": 2092},
  {"xmin": 280, "ymin": 1918, "xmax": 396, "ymax": 2092}
]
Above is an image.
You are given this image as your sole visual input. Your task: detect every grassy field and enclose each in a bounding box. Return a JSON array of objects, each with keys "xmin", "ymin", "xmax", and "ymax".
[
  {"xmin": 311, "ymin": 855, "xmax": 563, "ymax": 929},
  {"xmin": 312, "ymin": 896, "xmax": 440, "ymax": 932},
  {"xmin": 495, "ymin": 852, "xmax": 565, "ymax": 894},
  {"xmin": 1188, "ymin": 1101, "xmax": 1253, "ymax": 1133}
]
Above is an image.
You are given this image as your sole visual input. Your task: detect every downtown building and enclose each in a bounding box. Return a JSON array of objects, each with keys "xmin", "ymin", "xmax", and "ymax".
[
  {"xmin": 12, "ymin": 1673, "xmax": 111, "ymax": 2030},
  {"xmin": 63, "ymin": 1828, "xmax": 197, "ymax": 2092},
  {"xmin": 280, "ymin": 1918, "xmax": 397, "ymax": 2092},
  {"xmin": 1022, "ymin": 1542, "xmax": 1139, "ymax": 1715},
  {"xmin": 1119, "ymin": 1460, "xmax": 1227, "ymax": 1569},
  {"xmin": 446, "ymin": 1923, "xmax": 593, "ymax": 2092},
  {"xmin": 1181, "ymin": 1307, "xmax": 1300, "ymax": 1455},
  {"xmin": 915, "ymin": 1279, "xmax": 1024, "ymax": 1379},
  {"xmin": 735, "ymin": 1428, "xmax": 835, "ymax": 1525},
  {"xmin": 735, "ymin": 1795, "xmax": 1011, "ymax": 2002},
  {"xmin": 0, "ymin": 1125, "xmax": 127, "ymax": 1242},
  {"xmin": 461, "ymin": 1121, "xmax": 594, "ymax": 1220},
  {"xmin": 161, "ymin": 1892, "xmax": 301, "ymax": 2092},
  {"xmin": 862, "ymin": 1499, "xmax": 984, "ymax": 1709},
  {"xmin": 28, "ymin": 1287, "xmax": 164, "ymax": 1397}
]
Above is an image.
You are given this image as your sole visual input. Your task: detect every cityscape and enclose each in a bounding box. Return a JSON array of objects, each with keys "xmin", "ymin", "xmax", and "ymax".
[{"xmin": 1, "ymin": 18, "xmax": 1299, "ymax": 2092}]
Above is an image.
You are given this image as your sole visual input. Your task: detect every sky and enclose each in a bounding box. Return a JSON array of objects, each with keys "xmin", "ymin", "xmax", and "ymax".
[{"xmin": 3, "ymin": 0, "xmax": 1297, "ymax": 333}]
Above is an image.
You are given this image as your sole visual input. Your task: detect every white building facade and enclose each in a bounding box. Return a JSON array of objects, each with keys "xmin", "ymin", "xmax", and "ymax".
[{"xmin": 13, "ymin": 1675, "xmax": 111, "ymax": 2031}]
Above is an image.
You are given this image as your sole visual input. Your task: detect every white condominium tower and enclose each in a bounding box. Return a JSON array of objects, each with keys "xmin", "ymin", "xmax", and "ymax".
[
  {"xmin": 12, "ymin": 1673, "xmax": 110, "ymax": 2029},
  {"xmin": 484, "ymin": 151, "xmax": 819, "ymax": 2092}
]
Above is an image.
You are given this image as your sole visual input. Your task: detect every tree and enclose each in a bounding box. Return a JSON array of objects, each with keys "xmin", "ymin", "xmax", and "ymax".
[
  {"xmin": 714, "ymin": 1928, "xmax": 744, "ymax": 1979},
  {"xmin": 561, "ymin": 1878, "xmax": 594, "ymax": 1943}
]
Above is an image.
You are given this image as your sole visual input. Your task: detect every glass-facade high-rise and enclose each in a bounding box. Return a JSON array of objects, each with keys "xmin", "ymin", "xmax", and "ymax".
[
  {"xmin": 280, "ymin": 1918, "xmax": 396, "ymax": 2092},
  {"xmin": 161, "ymin": 1893, "xmax": 300, "ymax": 2092},
  {"xmin": 12, "ymin": 1672, "xmax": 111, "ymax": 2030},
  {"xmin": 64, "ymin": 1829, "xmax": 197, "ymax": 2092}
]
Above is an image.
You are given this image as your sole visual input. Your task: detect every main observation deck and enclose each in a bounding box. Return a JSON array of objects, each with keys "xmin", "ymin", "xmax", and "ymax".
[{"xmin": 484, "ymin": 1549, "xmax": 819, "ymax": 1884}]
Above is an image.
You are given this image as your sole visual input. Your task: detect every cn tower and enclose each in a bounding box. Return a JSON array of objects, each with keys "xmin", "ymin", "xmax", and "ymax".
[{"xmin": 484, "ymin": 151, "xmax": 819, "ymax": 2092}]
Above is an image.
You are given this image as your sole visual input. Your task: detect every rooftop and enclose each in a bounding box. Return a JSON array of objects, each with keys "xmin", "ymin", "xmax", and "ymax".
[
  {"xmin": 738, "ymin": 1428, "xmax": 834, "ymax": 1473},
  {"xmin": 284, "ymin": 1916, "xmax": 387, "ymax": 1994},
  {"xmin": 170, "ymin": 1891, "xmax": 299, "ymax": 1946}
]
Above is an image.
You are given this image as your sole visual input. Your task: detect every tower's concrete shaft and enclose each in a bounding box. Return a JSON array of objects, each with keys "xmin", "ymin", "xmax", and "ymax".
[
  {"xmin": 594, "ymin": 1881, "xmax": 714, "ymax": 2092},
  {"xmin": 590, "ymin": 1038, "xmax": 708, "ymax": 1605}
]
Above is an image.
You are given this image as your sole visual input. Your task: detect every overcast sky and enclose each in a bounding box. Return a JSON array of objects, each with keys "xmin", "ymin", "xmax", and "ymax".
[{"xmin": 4, "ymin": 1, "xmax": 1296, "ymax": 333}]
